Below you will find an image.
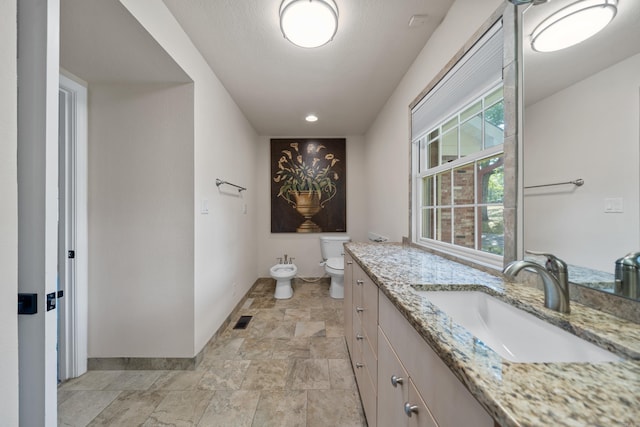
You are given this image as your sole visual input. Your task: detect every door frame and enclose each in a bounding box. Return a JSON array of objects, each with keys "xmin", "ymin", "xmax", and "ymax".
[{"xmin": 58, "ymin": 73, "xmax": 88, "ymax": 380}]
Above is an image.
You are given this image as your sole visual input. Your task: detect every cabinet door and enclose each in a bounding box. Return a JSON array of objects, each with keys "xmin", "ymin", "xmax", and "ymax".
[
  {"xmin": 407, "ymin": 379, "xmax": 438, "ymax": 427},
  {"xmin": 344, "ymin": 254, "xmax": 354, "ymax": 355},
  {"xmin": 378, "ymin": 327, "xmax": 409, "ymax": 427}
]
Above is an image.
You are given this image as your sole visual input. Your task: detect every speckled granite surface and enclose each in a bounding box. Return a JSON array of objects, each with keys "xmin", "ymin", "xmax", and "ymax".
[{"xmin": 345, "ymin": 242, "xmax": 640, "ymax": 427}]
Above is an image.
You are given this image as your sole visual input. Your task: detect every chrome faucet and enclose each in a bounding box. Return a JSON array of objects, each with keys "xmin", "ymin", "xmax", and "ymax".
[{"xmin": 503, "ymin": 251, "xmax": 570, "ymax": 313}]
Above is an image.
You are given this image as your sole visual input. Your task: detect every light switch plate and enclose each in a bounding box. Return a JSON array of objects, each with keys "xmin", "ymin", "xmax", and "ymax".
[{"xmin": 604, "ymin": 197, "xmax": 623, "ymax": 213}]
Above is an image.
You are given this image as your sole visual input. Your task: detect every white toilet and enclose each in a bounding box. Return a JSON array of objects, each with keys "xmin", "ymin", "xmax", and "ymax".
[
  {"xmin": 320, "ymin": 236, "xmax": 351, "ymax": 299},
  {"xmin": 270, "ymin": 263, "xmax": 297, "ymax": 299}
]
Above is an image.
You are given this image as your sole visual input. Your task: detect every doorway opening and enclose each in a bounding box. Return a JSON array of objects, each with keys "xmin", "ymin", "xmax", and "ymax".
[{"xmin": 57, "ymin": 74, "xmax": 88, "ymax": 382}]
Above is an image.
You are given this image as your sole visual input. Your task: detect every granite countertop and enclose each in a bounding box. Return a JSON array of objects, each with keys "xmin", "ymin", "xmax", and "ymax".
[{"xmin": 345, "ymin": 242, "xmax": 640, "ymax": 427}]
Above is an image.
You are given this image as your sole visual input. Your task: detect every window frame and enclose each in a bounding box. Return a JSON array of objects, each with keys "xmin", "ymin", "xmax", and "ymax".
[{"xmin": 412, "ymin": 85, "xmax": 505, "ymax": 269}]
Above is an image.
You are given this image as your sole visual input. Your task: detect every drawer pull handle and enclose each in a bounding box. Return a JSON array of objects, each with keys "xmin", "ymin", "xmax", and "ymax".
[
  {"xmin": 404, "ymin": 402, "xmax": 419, "ymax": 417},
  {"xmin": 356, "ymin": 306, "xmax": 364, "ymax": 313},
  {"xmin": 347, "ymin": 261, "xmax": 353, "ymax": 265},
  {"xmin": 390, "ymin": 375, "xmax": 404, "ymax": 387},
  {"xmin": 356, "ymin": 362, "xmax": 364, "ymax": 368},
  {"xmin": 356, "ymin": 334, "xmax": 364, "ymax": 340},
  {"xmin": 356, "ymin": 279, "xmax": 364, "ymax": 285}
]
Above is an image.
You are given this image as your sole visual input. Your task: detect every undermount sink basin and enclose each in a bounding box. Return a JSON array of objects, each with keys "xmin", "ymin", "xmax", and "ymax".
[{"xmin": 411, "ymin": 289, "xmax": 621, "ymax": 363}]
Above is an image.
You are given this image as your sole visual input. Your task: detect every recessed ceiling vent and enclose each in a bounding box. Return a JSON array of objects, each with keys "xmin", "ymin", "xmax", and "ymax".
[{"xmin": 408, "ymin": 15, "xmax": 429, "ymax": 28}]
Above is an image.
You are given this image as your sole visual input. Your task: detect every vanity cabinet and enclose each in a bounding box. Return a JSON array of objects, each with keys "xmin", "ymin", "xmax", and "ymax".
[
  {"xmin": 345, "ymin": 255, "xmax": 378, "ymax": 427},
  {"xmin": 378, "ymin": 291, "xmax": 493, "ymax": 427}
]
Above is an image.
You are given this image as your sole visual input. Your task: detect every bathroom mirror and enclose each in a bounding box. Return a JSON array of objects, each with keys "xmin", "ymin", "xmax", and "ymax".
[{"xmin": 521, "ymin": 0, "xmax": 640, "ymax": 300}]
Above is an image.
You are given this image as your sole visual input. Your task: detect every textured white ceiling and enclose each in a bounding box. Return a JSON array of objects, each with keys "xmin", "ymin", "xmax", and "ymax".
[{"xmin": 162, "ymin": 0, "xmax": 455, "ymax": 136}]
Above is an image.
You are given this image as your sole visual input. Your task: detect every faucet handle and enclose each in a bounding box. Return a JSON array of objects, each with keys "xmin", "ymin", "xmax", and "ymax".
[{"xmin": 525, "ymin": 250, "xmax": 568, "ymax": 273}]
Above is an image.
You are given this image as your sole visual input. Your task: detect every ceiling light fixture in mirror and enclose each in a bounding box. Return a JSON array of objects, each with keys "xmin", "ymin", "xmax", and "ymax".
[
  {"xmin": 530, "ymin": 0, "xmax": 617, "ymax": 52},
  {"xmin": 279, "ymin": 0, "xmax": 339, "ymax": 48}
]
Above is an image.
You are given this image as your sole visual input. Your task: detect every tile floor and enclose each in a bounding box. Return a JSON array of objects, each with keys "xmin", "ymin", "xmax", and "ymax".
[{"xmin": 58, "ymin": 279, "xmax": 367, "ymax": 426}]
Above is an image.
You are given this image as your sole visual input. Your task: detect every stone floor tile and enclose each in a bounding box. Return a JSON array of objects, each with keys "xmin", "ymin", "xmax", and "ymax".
[
  {"xmin": 58, "ymin": 390, "xmax": 121, "ymax": 427},
  {"xmin": 272, "ymin": 337, "xmax": 312, "ymax": 359},
  {"xmin": 286, "ymin": 359, "xmax": 330, "ymax": 390},
  {"xmin": 87, "ymin": 390, "xmax": 167, "ymax": 426},
  {"xmin": 58, "ymin": 279, "xmax": 362, "ymax": 425},
  {"xmin": 59, "ymin": 371, "xmax": 124, "ymax": 391},
  {"xmin": 294, "ymin": 321, "xmax": 326, "ymax": 338},
  {"xmin": 198, "ymin": 390, "xmax": 260, "ymax": 427},
  {"xmin": 251, "ymin": 390, "xmax": 307, "ymax": 427},
  {"xmin": 310, "ymin": 336, "xmax": 348, "ymax": 359},
  {"xmin": 197, "ymin": 359, "xmax": 251, "ymax": 390},
  {"xmin": 284, "ymin": 308, "xmax": 311, "ymax": 321},
  {"xmin": 149, "ymin": 370, "xmax": 205, "ymax": 391},
  {"xmin": 102, "ymin": 370, "xmax": 164, "ymax": 391},
  {"xmin": 328, "ymin": 358, "xmax": 357, "ymax": 390},
  {"xmin": 143, "ymin": 390, "xmax": 213, "ymax": 426},
  {"xmin": 201, "ymin": 337, "xmax": 244, "ymax": 361},
  {"xmin": 307, "ymin": 389, "xmax": 366, "ymax": 427},
  {"xmin": 236, "ymin": 338, "xmax": 275, "ymax": 360},
  {"xmin": 240, "ymin": 360, "xmax": 290, "ymax": 390}
]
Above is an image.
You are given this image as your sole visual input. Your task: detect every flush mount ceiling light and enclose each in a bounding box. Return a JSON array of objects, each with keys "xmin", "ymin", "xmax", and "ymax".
[
  {"xmin": 530, "ymin": 0, "xmax": 617, "ymax": 52},
  {"xmin": 305, "ymin": 114, "xmax": 319, "ymax": 122},
  {"xmin": 279, "ymin": 0, "xmax": 339, "ymax": 48}
]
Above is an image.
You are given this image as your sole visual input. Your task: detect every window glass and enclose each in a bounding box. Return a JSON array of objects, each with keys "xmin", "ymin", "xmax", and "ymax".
[
  {"xmin": 461, "ymin": 101, "xmax": 482, "ymax": 122},
  {"xmin": 453, "ymin": 163, "xmax": 474, "ymax": 205},
  {"xmin": 479, "ymin": 206, "xmax": 504, "ymax": 255},
  {"xmin": 485, "ymin": 86, "xmax": 503, "ymax": 107},
  {"xmin": 477, "ymin": 155, "xmax": 504, "ymax": 204},
  {"xmin": 441, "ymin": 129, "xmax": 458, "ymax": 163},
  {"xmin": 436, "ymin": 208, "xmax": 452, "ymax": 243},
  {"xmin": 460, "ymin": 114, "xmax": 482, "ymax": 157},
  {"xmin": 422, "ymin": 176, "xmax": 433, "ymax": 206},
  {"xmin": 442, "ymin": 116, "xmax": 458, "ymax": 132},
  {"xmin": 436, "ymin": 171, "xmax": 451, "ymax": 206},
  {"xmin": 484, "ymin": 101, "xmax": 504, "ymax": 148},
  {"xmin": 421, "ymin": 208, "xmax": 434, "ymax": 239},
  {"xmin": 453, "ymin": 207, "xmax": 475, "ymax": 249},
  {"xmin": 428, "ymin": 138, "xmax": 439, "ymax": 169}
]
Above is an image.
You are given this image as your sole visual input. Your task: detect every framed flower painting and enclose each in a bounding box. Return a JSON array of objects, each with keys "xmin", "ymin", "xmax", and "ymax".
[{"xmin": 271, "ymin": 138, "xmax": 346, "ymax": 233}]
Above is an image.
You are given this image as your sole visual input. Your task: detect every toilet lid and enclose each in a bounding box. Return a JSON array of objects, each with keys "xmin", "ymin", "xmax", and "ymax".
[{"xmin": 326, "ymin": 257, "xmax": 344, "ymax": 270}]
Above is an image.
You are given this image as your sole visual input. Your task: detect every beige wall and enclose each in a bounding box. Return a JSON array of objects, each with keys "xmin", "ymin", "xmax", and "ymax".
[
  {"xmin": 0, "ymin": 0, "xmax": 19, "ymax": 423},
  {"xmin": 88, "ymin": 83, "xmax": 195, "ymax": 357},
  {"xmin": 524, "ymin": 53, "xmax": 640, "ymax": 271},
  {"xmin": 120, "ymin": 0, "xmax": 260, "ymax": 354},
  {"xmin": 364, "ymin": 0, "xmax": 505, "ymax": 242},
  {"xmin": 256, "ymin": 135, "xmax": 368, "ymax": 278}
]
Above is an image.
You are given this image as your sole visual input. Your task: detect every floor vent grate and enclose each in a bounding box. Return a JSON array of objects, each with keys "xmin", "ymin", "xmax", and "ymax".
[{"xmin": 233, "ymin": 315, "xmax": 253, "ymax": 330}]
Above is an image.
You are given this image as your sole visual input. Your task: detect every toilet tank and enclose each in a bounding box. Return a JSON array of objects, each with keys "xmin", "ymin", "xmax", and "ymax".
[{"xmin": 320, "ymin": 236, "xmax": 351, "ymax": 260}]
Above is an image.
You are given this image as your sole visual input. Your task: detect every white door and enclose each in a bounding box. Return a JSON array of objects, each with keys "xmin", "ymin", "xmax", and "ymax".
[
  {"xmin": 58, "ymin": 75, "xmax": 88, "ymax": 382},
  {"xmin": 17, "ymin": 1, "xmax": 60, "ymax": 425}
]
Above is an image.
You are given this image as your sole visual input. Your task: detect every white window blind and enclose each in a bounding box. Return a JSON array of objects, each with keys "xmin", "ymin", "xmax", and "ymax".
[{"xmin": 411, "ymin": 21, "xmax": 504, "ymax": 143}]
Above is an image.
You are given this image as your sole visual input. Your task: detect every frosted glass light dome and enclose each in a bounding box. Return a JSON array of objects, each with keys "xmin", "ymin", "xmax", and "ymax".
[
  {"xmin": 531, "ymin": 0, "xmax": 617, "ymax": 52},
  {"xmin": 279, "ymin": 0, "xmax": 339, "ymax": 48}
]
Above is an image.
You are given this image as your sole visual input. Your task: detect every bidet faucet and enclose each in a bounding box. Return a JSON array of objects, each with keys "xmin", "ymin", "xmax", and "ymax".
[
  {"xmin": 502, "ymin": 251, "xmax": 570, "ymax": 313},
  {"xmin": 284, "ymin": 254, "xmax": 288, "ymax": 263}
]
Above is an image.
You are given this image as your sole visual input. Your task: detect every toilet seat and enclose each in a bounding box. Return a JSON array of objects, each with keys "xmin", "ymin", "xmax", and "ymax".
[{"xmin": 326, "ymin": 257, "xmax": 344, "ymax": 271}]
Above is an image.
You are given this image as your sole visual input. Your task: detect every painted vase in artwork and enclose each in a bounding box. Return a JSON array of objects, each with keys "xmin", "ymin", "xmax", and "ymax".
[{"xmin": 292, "ymin": 190, "xmax": 322, "ymax": 232}]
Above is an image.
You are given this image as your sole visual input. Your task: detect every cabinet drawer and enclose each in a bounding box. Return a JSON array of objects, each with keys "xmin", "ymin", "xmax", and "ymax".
[
  {"xmin": 344, "ymin": 254, "xmax": 354, "ymax": 355},
  {"xmin": 407, "ymin": 379, "xmax": 438, "ymax": 427},
  {"xmin": 356, "ymin": 352, "xmax": 377, "ymax": 427},
  {"xmin": 378, "ymin": 327, "xmax": 409, "ymax": 426},
  {"xmin": 362, "ymin": 277, "xmax": 378, "ymax": 353},
  {"xmin": 379, "ymin": 291, "xmax": 493, "ymax": 427}
]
